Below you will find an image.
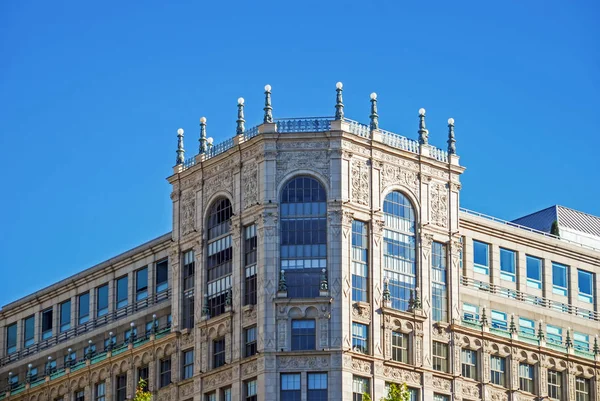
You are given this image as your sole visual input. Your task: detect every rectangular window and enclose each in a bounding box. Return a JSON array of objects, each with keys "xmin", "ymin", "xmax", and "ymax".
[
  {"xmin": 462, "ymin": 303, "xmax": 479, "ymax": 323},
  {"xmin": 29, "ymin": 367, "xmax": 38, "ymax": 381},
  {"xmin": 546, "ymin": 324, "xmax": 562, "ymax": 345},
  {"xmin": 244, "ymin": 225, "xmax": 258, "ymax": 305},
  {"xmin": 23, "ymin": 315, "xmax": 35, "ymax": 347},
  {"xmin": 574, "ymin": 332, "xmax": 590, "ymax": 351},
  {"xmin": 307, "ymin": 373, "xmax": 327, "ymax": 401},
  {"xmin": 352, "ymin": 220, "xmax": 369, "ymax": 302},
  {"xmin": 75, "ymin": 390, "xmax": 84, "ymax": 401},
  {"xmin": 385, "ymin": 384, "xmax": 418, "ymax": 401},
  {"xmin": 183, "ymin": 251, "xmax": 195, "ymax": 291},
  {"xmin": 221, "ymin": 388, "xmax": 231, "ymax": 401},
  {"xmin": 146, "ymin": 319, "xmax": 158, "ymax": 335},
  {"xmin": 491, "ymin": 310, "xmax": 507, "ymax": 330},
  {"xmin": 352, "ymin": 376, "xmax": 369, "ymax": 401},
  {"xmin": 116, "ymin": 276, "xmax": 128, "ymax": 309},
  {"xmin": 490, "ymin": 355, "xmax": 506, "ymax": 387},
  {"xmin": 519, "ymin": 363, "xmax": 534, "ymax": 393},
  {"xmin": 137, "ymin": 366, "xmax": 148, "ymax": 390},
  {"xmin": 46, "ymin": 360, "xmax": 57, "ymax": 375},
  {"xmin": 116, "ymin": 374, "xmax": 127, "ymax": 401},
  {"xmin": 578, "ymin": 269, "xmax": 594, "ymax": 303},
  {"xmin": 205, "ymin": 393, "xmax": 216, "ymax": 401},
  {"xmin": 432, "ymin": 341, "xmax": 448, "ymax": 373},
  {"xmin": 213, "ymin": 338, "xmax": 225, "ymax": 369},
  {"xmin": 245, "ymin": 379, "xmax": 257, "ymax": 401},
  {"xmin": 159, "ymin": 358, "xmax": 171, "ymax": 388},
  {"xmin": 95, "ymin": 382, "xmax": 106, "ymax": 401},
  {"xmin": 352, "ymin": 323, "xmax": 368, "ymax": 354},
  {"xmin": 245, "ymin": 326, "xmax": 257, "ymax": 357},
  {"xmin": 78, "ymin": 293, "xmax": 90, "ymax": 325},
  {"xmin": 41, "ymin": 308, "xmax": 53, "ymax": 340},
  {"xmin": 461, "ymin": 349, "xmax": 477, "ymax": 380},
  {"xmin": 280, "ymin": 373, "xmax": 301, "ymax": 401},
  {"xmin": 60, "ymin": 300, "xmax": 71, "ymax": 332},
  {"xmin": 8, "ymin": 374, "xmax": 18, "ymax": 389},
  {"xmin": 552, "ymin": 262, "xmax": 568, "ymax": 296},
  {"xmin": 526, "ymin": 256, "xmax": 542, "ymax": 289},
  {"xmin": 291, "ymin": 320, "xmax": 316, "ymax": 351},
  {"xmin": 391, "ymin": 331, "xmax": 408, "ymax": 363},
  {"xmin": 156, "ymin": 259, "xmax": 169, "ymax": 293},
  {"xmin": 432, "ymin": 242, "xmax": 448, "ymax": 322},
  {"xmin": 519, "ymin": 318, "xmax": 535, "ymax": 337},
  {"xmin": 433, "ymin": 395, "xmax": 449, "ymax": 401},
  {"xmin": 473, "ymin": 240, "xmax": 489, "ymax": 275},
  {"xmin": 97, "ymin": 284, "xmax": 109, "ymax": 317},
  {"xmin": 136, "ymin": 267, "xmax": 148, "ymax": 301},
  {"xmin": 182, "ymin": 350, "xmax": 194, "ymax": 379},
  {"xmin": 500, "ymin": 248, "xmax": 516, "ymax": 282},
  {"xmin": 576, "ymin": 377, "xmax": 590, "ymax": 401},
  {"xmin": 547, "ymin": 370, "xmax": 562, "ymax": 399}
]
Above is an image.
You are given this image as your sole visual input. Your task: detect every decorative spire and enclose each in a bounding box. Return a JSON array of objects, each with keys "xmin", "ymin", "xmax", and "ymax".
[
  {"xmin": 278, "ymin": 269, "xmax": 287, "ymax": 292},
  {"xmin": 334, "ymin": 82, "xmax": 344, "ymax": 120},
  {"xmin": 225, "ymin": 288, "xmax": 232, "ymax": 306},
  {"xmin": 418, "ymin": 108, "xmax": 429, "ymax": 145},
  {"xmin": 199, "ymin": 117, "xmax": 207, "ymax": 154},
  {"xmin": 593, "ymin": 335, "xmax": 599, "ymax": 355},
  {"xmin": 176, "ymin": 128, "xmax": 185, "ymax": 165},
  {"xmin": 236, "ymin": 97, "xmax": 246, "ymax": 135},
  {"xmin": 151, "ymin": 314, "xmax": 157, "ymax": 335},
  {"xmin": 509, "ymin": 314, "xmax": 517, "ymax": 334},
  {"xmin": 369, "ymin": 92, "xmax": 379, "ymax": 130},
  {"xmin": 202, "ymin": 293, "xmax": 210, "ymax": 317},
  {"xmin": 263, "ymin": 84, "xmax": 273, "ymax": 123},
  {"xmin": 447, "ymin": 118, "xmax": 456, "ymax": 154},
  {"xmin": 480, "ymin": 306, "xmax": 489, "ymax": 327},
  {"xmin": 45, "ymin": 356, "xmax": 53, "ymax": 376},
  {"xmin": 26, "ymin": 364, "xmax": 32, "ymax": 384},
  {"xmin": 128, "ymin": 322, "xmax": 135, "ymax": 344},
  {"xmin": 107, "ymin": 333, "xmax": 114, "ymax": 352},
  {"xmin": 382, "ymin": 277, "xmax": 391, "ymax": 302},
  {"xmin": 537, "ymin": 320, "xmax": 545, "ymax": 341},
  {"xmin": 565, "ymin": 327, "xmax": 573, "ymax": 349},
  {"xmin": 412, "ymin": 287, "xmax": 422, "ymax": 310},
  {"xmin": 86, "ymin": 340, "xmax": 93, "ymax": 360},
  {"xmin": 320, "ymin": 268, "xmax": 328, "ymax": 291}
]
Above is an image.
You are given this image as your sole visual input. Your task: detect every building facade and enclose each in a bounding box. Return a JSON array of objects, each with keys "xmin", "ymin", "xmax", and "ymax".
[{"xmin": 1, "ymin": 84, "xmax": 599, "ymax": 401}]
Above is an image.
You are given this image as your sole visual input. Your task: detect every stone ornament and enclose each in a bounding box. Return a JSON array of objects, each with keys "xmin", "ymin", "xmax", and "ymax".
[
  {"xmin": 430, "ymin": 182, "xmax": 449, "ymax": 228},
  {"xmin": 351, "ymin": 159, "xmax": 370, "ymax": 207},
  {"xmin": 180, "ymin": 190, "xmax": 196, "ymax": 235},
  {"xmin": 276, "ymin": 151, "xmax": 330, "ymax": 184},
  {"xmin": 242, "ymin": 163, "xmax": 258, "ymax": 209}
]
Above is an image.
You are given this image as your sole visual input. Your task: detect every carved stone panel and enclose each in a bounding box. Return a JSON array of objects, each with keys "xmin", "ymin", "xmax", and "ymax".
[
  {"xmin": 242, "ymin": 163, "xmax": 258, "ymax": 209},
  {"xmin": 430, "ymin": 182, "xmax": 448, "ymax": 228},
  {"xmin": 276, "ymin": 151, "xmax": 330, "ymax": 183},
  {"xmin": 180, "ymin": 190, "xmax": 196, "ymax": 235},
  {"xmin": 351, "ymin": 159, "xmax": 370, "ymax": 207},
  {"xmin": 380, "ymin": 163, "xmax": 419, "ymax": 197},
  {"xmin": 277, "ymin": 356, "xmax": 329, "ymax": 369}
]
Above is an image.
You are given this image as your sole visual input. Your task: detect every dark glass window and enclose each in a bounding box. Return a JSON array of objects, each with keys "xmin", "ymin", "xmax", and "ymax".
[
  {"xmin": 307, "ymin": 373, "xmax": 327, "ymax": 401},
  {"xmin": 526, "ymin": 255, "xmax": 542, "ymax": 288},
  {"xmin": 156, "ymin": 259, "xmax": 169, "ymax": 293},
  {"xmin": 207, "ymin": 198, "xmax": 233, "ymax": 318},
  {"xmin": 500, "ymin": 248, "xmax": 516, "ymax": 281},
  {"xmin": 280, "ymin": 176, "xmax": 327, "ymax": 298},
  {"xmin": 431, "ymin": 242, "xmax": 447, "ymax": 322},
  {"xmin": 136, "ymin": 267, "xmax": 148, "ymax": 301},
  {"xmin": 78, "ymin": 293, "xmax": 90, "ymax": 325},
  {"xmin": 461, "ymin": 349, "xmax": 477, "ymax": 379},
  {"xmin": 383, "ymin": 191, "xmax": 416, "ymax": 311},
  {"xmin": 159, "ymin": 358, "xmax": 171, "ymax": 388},
  {"xmin": 391, "ymin": 331, "xmax": 408, "ymax": 363},
  {"xmin": 245, "ymin": 326, "xmax": 257, "ymax": 357},
  {"xmin": 576, "ymin": 377, "xmax": 590, "ymax": 401},
  {"xmin": 60, "ymin": 300, "xmax": 71, "ymax": 332},
  {"xmin": 552, "ymin": 262, "xmax": 568, "ymax": 296},
  {"xmin": 23, "ymin": 315, "xmax": 35, "ymax": 347},
  {"xmin": 473, "ymin": 240, "xmax": 489, "ymax": 275},
  {"xmin": 96, "ymin": 382, "xmax": 106, "ymax": 401},
  {"xmin": 291, "ymin": 320, "xmax": 315, "ymax": 351},
  {"xmin": 280, "ymin": 373, "xmax": 301, "ymax": 401},
  {"xmin": 213, "ymin": 338, "xmax": 226, "ymax": 369},
  {"xmin": 182, "ymin": 251, "xmax": 195, "ymax": 330},
  {"xmin": 352, "ymin": 323, "xmax": 368, "ymax": 354},
  {"xmin": 41, "ymin": 308, "xmax": 53, "ymax": 340},
  {"xmin": 137, "ymin": 366, "xmax": 149, "ymax": 390},
  {"xmin": 64, "ymin": 350, "xmax": 76, "ymax": 366},
  {"xmin": 578, "ymin": 269, "xmax": 594, "ymax": 303},
  {"xmin": 432, "ymin": 342, "xmax": 448, "ymax": 373},
  {"xmin": 244, "ymin": 225, "xmax": 257, "ymax": 306},
  {"xmin": 125, "ymin": 327, "xmax": 138, "ymax": 343},
  {"xmin": 75, "ymin": 390, "xmax": 84, "ymax": 401},
  {"xmin": 6, "ymin": 323, "xmax": 17, "ymax": 354},
  {"xmin": 352, "ymin": 220, "xmax": 368, "ymax": 302},
  {"xmin": 104, "ymin": 334, "xmax": 116, "ymax": 351},
  {"xmin": 116, "ymin": 374, "xmax": 127, "ymax": 401},
  {"xmin": 245, "ymin": 380, "xmax": 257, "ymax": 401},
  {"xmin": 182, "ymin": 350, "xmax": 194, "ymax": 379},
  {"xmin": 116, "ymin": 276, "xmax": 128, "ymax": 309},
  {"xmin": 97, "ymin": 285, "xmax": 109, "ymax": 317}
]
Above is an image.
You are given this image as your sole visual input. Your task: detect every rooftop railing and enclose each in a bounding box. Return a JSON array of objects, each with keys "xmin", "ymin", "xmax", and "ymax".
[
  {"xmin": 275, "ymin": 117, "xmax": 331, "ymax": 133},
  {"xmin": 460, "ymin": 208, "xmax": 600, "ymax": 252},
  {"xmin": 0, "ymin": 289, "xmax": 171, "ymax": 367}
]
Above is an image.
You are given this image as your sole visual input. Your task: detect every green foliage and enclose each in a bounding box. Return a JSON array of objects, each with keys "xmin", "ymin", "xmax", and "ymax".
[
  {"xmin": 381, "ymin": 383, "xmax": 411, "ymax": 401},
  {"xmin": 362, "ymin": 392, "xmax": 372, "ymax": 401},
  {"xmin": 550, "ymin": 220, "xmax": 560, "ymax": 237},
  {"xmin": 133, "ymin": 379, "xmax": 152, "ymax": 401}
]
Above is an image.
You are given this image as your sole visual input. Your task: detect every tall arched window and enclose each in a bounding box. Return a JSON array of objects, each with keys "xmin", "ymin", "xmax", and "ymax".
[
  {"xmin": 383, "ymin": 191, "xmax": 416, "ymax": 311},
  {"xmin": 206, "ymin": 198, "xmax": 233, "ymax": 317},
  {"xmin": 280, "ymin": 176, "xmax": 327, "ymax": 298}
]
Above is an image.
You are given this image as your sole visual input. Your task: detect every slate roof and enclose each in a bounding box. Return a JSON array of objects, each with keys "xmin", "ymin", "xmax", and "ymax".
[{"xmin": 512, "ymin": 205, "xmax": 600, "ymax": 238}]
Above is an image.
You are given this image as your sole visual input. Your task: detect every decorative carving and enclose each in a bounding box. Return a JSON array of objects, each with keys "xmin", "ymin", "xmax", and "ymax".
[
  {"xmin": 180, "ymin": 332, "xmax": 194, "ymax": 348},
  {"xmin": 178, "ymin": 382, "xmax": 194, "ymax": 398},
  {"xmin": 241, "ymin": 360, "xmax": 258, "ymax": 377},
  {"xmin": 380, "ymin": 163, "xmax": 419, "ymax": 197},
  {"xmin": 430, "ymin": 182, "xmax": 448, "ymax": 228},
  {"xmin": 180, "ymin": 191, "xmax": 196, "ymax": 235},
  {"xmin": 461, "ymin": 382, "xmax": 480, "ymax": 398},
  {"xmin": 204, "ymin": 169, "xmax": 233, "ymax": 202},
  {"xmin": 277, "ymin": 356, "xmax": 329, "ymax": 369},
  {"xmin": 351, "ymin": 159, "xmax": 370, "ymax": 206},
  {"xmin": 375, "ymin": 363, "xmax": 421, "ymax": 387},
  {"xmin": 276, "ymin": 151, "xmax": 330, "ymax": 183},
  {"xmin": 352, "ymin": 303, "xmax": 371, "ymax": 322},
  {"xmin": 277, "ymin": 141, "xmax": 329, "ymax": 150},
  {"xmin": 350, "ymin": 358, "xmax": 372, "ymax": 374},
  {"xmin": 432, "ymin": 376, "xmax": 451, "ymax": 392},
  {"xmin": 432, "ymin": 324, "xmax": 450, "ymax": 341},
  {"xmin": 485, "ymin": 387, "xmax": 508, "ymax": 401},
  {"xmin": 242, "ymin": 163, "xmax": 258, "ymax": 209},
  {"xmin": 203, "ymin": 368, "xmax": 232, "ymax": 390}
]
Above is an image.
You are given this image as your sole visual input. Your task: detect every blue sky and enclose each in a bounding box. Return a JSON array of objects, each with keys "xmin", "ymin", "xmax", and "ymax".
[{"xmin": 0, "ymin": 0, "xmax": 598, "ymax": 306}]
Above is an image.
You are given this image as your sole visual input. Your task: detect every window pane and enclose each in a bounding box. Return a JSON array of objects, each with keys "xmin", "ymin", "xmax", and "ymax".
[
  {"xmin": 500, "ymin": 248, "xmax": 515, "ymax": 281},
  {"xmin": 473, "ymin": 241, "xmax": 489, "ymax": 267},
  {"xmin": 97, "ymin": 285, "xmax": 109, "ymax": 316},
  {"xmin": 116, "ymin": 276, "xmax": 128, "ymax": 308},
  {"xmin": 552, "ymin": 262, "xmax": 568, "ymax": 295},
  {"xmin": 156, "ymin": 260, "xmax": 169, "ymax": 291},
  {"xmin": 136, "ymin": 268, "xmax": 148, "ymax": 299},
  {"xmin": 578, "ymin": 269, "xmax": 594, "ymax": 302},
  {"xmin": 23, "ymin": 316, "xmax": 35, "ymax": 346},
  {"xmin": 78, "ymin": 293, "xmax": 89, "ymax": 324},
  {"xmin": 60, "ymin": 301, "xmax": 71, "ymax": 332}
]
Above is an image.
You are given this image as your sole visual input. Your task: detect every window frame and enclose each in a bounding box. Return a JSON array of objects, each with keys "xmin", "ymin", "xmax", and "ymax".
[
  {"xmin": 460, "ymin": 348, "xmax": 477, "ymax": 380},
  {"xmin": 182, "ymin": 349, "xmax": 194, "ymax": 380},
  {"xmin": 41, "ymin": 308, "xmax": 53, "ymax": 340},
  {"xmin": 490, "ymin": 355, "xmax": 506, "ymax": 387},
  {"xmin": 95, "ymin": 382, "xmax": 106, "ymax": 401},
  {"xmin": 78, "ymin": 292, "xmax": 90, "ymax": 325},
  {"xmin": 499, "ymin": 248, "xmax": 516, "ymax": 282},
  {"xmin": 391, "ymin": 331, "xmax": 409, "ymax": 363},
  {"xmin": 135, "ymin": 267, "xmax": 148, "ymax": 301},
  {"xmin": 526, "ymin": 255, "xmax": 542, "ymax": 289},
  {"xmin": 244, "ymin": 326, "xmax": 257, "ymax": 357},
  {"xmin": 352, "ymin": 322, "xmax": 369, "ymax": 354},
  {"xmin": 96, "ymin": 284, "xmax": 109, "ymax": 317},
  {"xmin": 519, "ymin": 363, "xmax": 534, "ymax": 393},
  {"xmin": 431, "ymin": 241, "xmax": 448, "ymax": 322},
  {"xmin": 156, "ymin": 259, "xmax": 169, "ymax": 293},
  {"xmin": 577, "ymin": 269, "xmax": 594, "ymax": 303},
  {"xmin": 432, "ymin": 341, "xmax": 449, "ymax": 373},
  {"xmin": 351, "ymin": 220, "xmax": 369, "ymax": 303},
  {"xmin": 575, "ymin": 376, "xmax": 590, "ymax": 401},
  {"xmin": 23, "ymin": 315, "xmax": 35, "ymax": 347},
  {"xmin": 115, "ymin": 276, "xmax": 129, "ymax": 309},
  {"xmin": 473, "ymin": 240, "xmax": 489, "ymax": 275},
  {"xmin": 213, "ymin": 338, "xmax": 226, "ymax": 369},
  {"xmin": 60, "ymin": 300, "xmax": 71, "ymax": 333},
  {"xmin": 291, "ymin": 320, "xmax": 316, "ymax": 351},
  {"xmin": 552, "ymin": 262, "xmax": 568, "ymax": 296},
  {"xmin": 280, "ymin": 373, "xmax": 301, "ymax": 401},
  {"xmin": 307, "ymin": 373, "xmax": 327, "ymax": 401},
  {"xmin": 116, "ymin": 374, "xmax": 127, "ymax": 401},
  {"xmin": 547, "ymin": 369, "xmax": 562, "ymax": 400},
  {"xmin": 159, "ymin": 358, "xmax": 171, "ymax": 388},
  {"xmin": 244, "ymin": 224, "xmax": 258, "ymax": 306}
]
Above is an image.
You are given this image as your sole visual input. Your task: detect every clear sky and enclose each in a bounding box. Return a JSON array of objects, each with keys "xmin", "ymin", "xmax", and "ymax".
[{"xmin": 1, "ymin": 0, "xmax": 598, "ymax": 307}]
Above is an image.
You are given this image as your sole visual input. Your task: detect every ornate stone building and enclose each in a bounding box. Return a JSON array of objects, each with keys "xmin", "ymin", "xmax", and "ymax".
[{"xmin": 1, "ymin": 84, "xmax": 599, "ymax": 401}]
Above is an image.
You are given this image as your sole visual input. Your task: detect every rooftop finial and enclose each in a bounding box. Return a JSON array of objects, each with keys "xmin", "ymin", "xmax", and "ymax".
[
  {"xmin": 369, "ymin": 92, "xmax": 378, "ymax": 130},
  {"xmin": 447, "ymin": 118, "xmax": 456, "ymax": 154},
  {"xmin": 263, "ymin": 84, "xmax": 273, "ymax": 123},
  {"xmin": 236, "ymin": 97, "xmax": 246, "ymax": 135},
  {"xmin": 418, "ymin": 108, "xmax": 429, "ymax": 145},
  {"xmin": 176, "ymin": 128, "xmax": 185, "ymax": 165},
  {"xmin": 335, "ymin": 82, "xmax": 344, "ymax": 120},
  {"xmin": 199, "ymin": 117, "xmax": 207, "ymax": 154}
]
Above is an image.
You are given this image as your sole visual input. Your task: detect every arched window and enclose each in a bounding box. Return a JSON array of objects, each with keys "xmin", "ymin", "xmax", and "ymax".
[
  {"xmin": 383, "ymin": 191, "xmax": 416, "ymax": 311},
  {"xmin": 206, "ymin": 198, "xmax": 233, "ymax": 317},
  {"xmin": 280, "ymin": 176, "xmax": 327, "ymax": 298}
]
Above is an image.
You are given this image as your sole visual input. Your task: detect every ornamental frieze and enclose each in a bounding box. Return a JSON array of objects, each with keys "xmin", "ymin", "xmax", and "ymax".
[
  {"xmin": 276, "ymin": 150, "xmax": 330, "ymax": 183},
  {"xmin": 430, "ymin": 182, "xmax": 449, "ymax": 228},
  {"xmin": 380, "ymin": 163, "xmax": 419, "ymax": 198},
  {"xmin": 277, "ymin": 356, "xmax": 329, "ymax": 369},
  {"xmin": 485, "ymin": 386, "xmax": 508, "ymax": 401},
  {"xmin": 374, "ymin": 363, "xmax": 421, "ymax": 387},
  {"xmin": 432, "ymin": 376, "xmax": 452, "ymax": 392},
  {"xmin": 180, "ymin": 190, "xmax": 196, "ymax": 235},
  {"xmin": 242, "ymin": 163, "xmax": 258, "ymax": 209},
  {"xmin": 203, "ymin": 368, "xmax": 232, "ymax": 391},
  {"xmin": 351, "ymin": 159, "xmax": 370, "ymax": 207},
  {"xmin": 204, "ymin": 169, "xmax": 233, "ymax": 202}
]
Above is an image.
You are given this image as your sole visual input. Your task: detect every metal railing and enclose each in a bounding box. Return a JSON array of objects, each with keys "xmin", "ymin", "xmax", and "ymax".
[
  {"xmin": 183, "ymin": 157, "xmax": 196, "ymax": 169},
  {"xmin": 0, "ymin": 289, "xmax": 171, "ymax": 367},
  {"xmin": 243, "ymin": 126, "xmax": 259, "ymax": 141},
  {"xmin": 380, "ymin": 129, "xmax": 420, "ymax": 155},
  {"xmin": 459, "ymin": 208, "xmax": 600, "ymax": 252},
  {"xmin": 275, "ymin": 117, "xmax": 332, "ymax": 133},
  {"xmin": 1, "ymin": 324, "xmax": 172, "ymax": 398}
]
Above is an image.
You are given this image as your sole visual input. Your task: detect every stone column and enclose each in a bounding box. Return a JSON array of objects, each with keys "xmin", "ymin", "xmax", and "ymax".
[
  {"xmin": 230, "ymin": 216, "xmax": 242, "ymax": 361},
  {"xmin": 568, "ymin": 265, "xmax": 577, "ymax": 306},
  {"xmin": 449, "ymin": 238, "xmax": 463, "ymax": 324},
  {"xmin": 147, "ymin": 259, "xmax": 155, "ymax": 303},
  {"xmin": 542, "ymin": 258, "xmax": 553, "ymax": 300},
  {"xmin": 421, "ymin": 233, "xmax": 433, "ymax": 369},
  {"xmin": 463, "ymin": 237, "xmax": 474, "ymax": 279},
  {"xmin": 170, "ymin": 244, "xmax": 180, "ymax": 332},
  {"xmin": 147, "ymin": 359, "xmax": 156, "ymax": 392},
  {"xmin": 171, "ymin": 351, "xmax": 180, "ymax": 383},
  {"xmin": 127, "ymin": 365, "xmax": 135, "ymax": 399},
  {"xmin": 105, "ymin": 376, "xmax": 112, "ymax": 401},
  {"xmin": 489, "ymin": 244, "xmax": 500, "ymax": 286},
  {"xmin": 566, "ymin": 364, "xmax": 577, "ymax": 401},
  {"xmin": 538, "ymin": 357, "xmax": 549, "ymax": 398},
  {"xmin": 34, "ymin": 305, "xmax": 41, "ymax": 345},
  {"xmin": 516, "ymin": 252, "xmax": 527, "ymax": 296},
  {"xmin": 509, "ymin": 352, "xmax": 520, "ymax": 391}
]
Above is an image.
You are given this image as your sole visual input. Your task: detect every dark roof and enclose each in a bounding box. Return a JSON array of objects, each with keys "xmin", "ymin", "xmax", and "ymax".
[{"xmin": 512, "ymin": 205, "xmax": 600, "ymax": 237}]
